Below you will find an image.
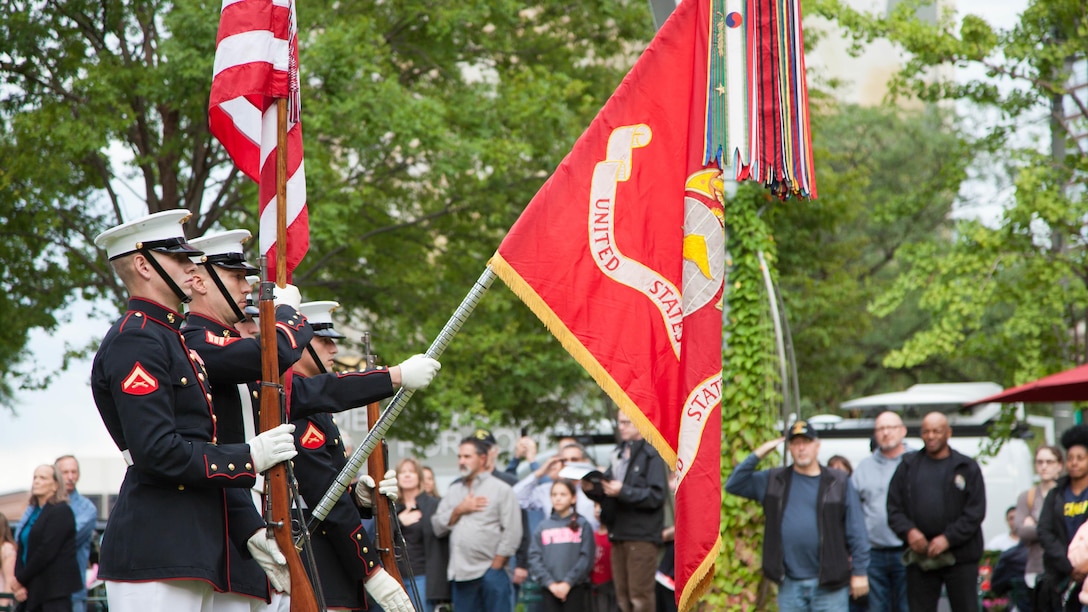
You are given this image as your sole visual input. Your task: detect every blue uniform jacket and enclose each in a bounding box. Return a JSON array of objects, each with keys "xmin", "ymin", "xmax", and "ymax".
[
  {"xmin": 182, "ymin": 307, "xmax": 312, "ymax": 601},
  {"xmin": 91, "ymin": 298, "xmax": 265, "ymax": 588},
  {"xmin": 291, "ymin": 370, "xmax": 396, "ymax": 609}
]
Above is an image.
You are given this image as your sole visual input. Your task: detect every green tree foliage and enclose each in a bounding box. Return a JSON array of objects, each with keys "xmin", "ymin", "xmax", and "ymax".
[
  {"xmin": 810, "ymin": 0, "xmax": 1088, "ymax": 393},
  {"xmin": 0, "ymin": 0, "xmax": 654, "ymax": 433},
  {"xmin": 769, "ymin": 104, "xmax": 978, "ymax": 410}
]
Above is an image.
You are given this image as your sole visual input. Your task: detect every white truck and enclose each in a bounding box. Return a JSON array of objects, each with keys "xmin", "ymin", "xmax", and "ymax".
[{"xmin": 806, "ymin": 382, "xmax": 1036, "ymax": 545}]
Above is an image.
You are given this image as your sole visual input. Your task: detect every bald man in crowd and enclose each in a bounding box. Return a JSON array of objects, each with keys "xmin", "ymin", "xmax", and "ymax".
[
  {"xmin": 852, "ymin": 411, "xmax": 912, "ymax": 612},
  {"xmin": 887, "ymin": 412, "xmax": 985, "ymax": 612}
]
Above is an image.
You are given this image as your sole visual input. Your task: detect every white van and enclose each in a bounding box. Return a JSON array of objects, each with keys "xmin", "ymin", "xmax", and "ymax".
[{"xmin": 804, "ymin": 382, "xmax": 1035, "ymax": 545}]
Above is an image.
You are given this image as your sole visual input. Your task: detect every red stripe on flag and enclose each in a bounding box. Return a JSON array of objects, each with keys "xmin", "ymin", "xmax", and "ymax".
[
  {"xmin": 216, "ymin": 0, "xmax": 291, "ymax": 45},
  {"xmin": 489, "ymin": 0, "xmax": 723, "ymax": 608},
  {"xmin": 210, "ymin": 0, "xmax": 308, "ymax": 278}
]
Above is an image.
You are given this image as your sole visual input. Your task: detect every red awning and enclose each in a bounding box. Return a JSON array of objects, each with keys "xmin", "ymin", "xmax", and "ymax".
[{"xmin": 964, "ymin": 363, "xmax": 1088, "ymax": 406}]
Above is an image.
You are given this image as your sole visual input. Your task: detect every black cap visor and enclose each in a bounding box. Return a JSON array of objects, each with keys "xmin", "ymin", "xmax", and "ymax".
[
  {"xmin": 204, "ymin": 254, "xmax": 260, "ymax": 274},
  {"xmin": 111, "ymin": 237, "xmax": 203, "ymax": 261},
  {"xmin": 312, "ymin": 323, "xmax": 346, "ymax": 339},
  {"xmin": 146, "ymin": 237, "xmax": 204, "ymax": 256}
]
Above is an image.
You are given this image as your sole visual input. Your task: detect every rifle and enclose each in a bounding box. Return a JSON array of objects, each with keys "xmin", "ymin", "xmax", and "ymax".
[
  {"xmin": 259, "ymin": 97, "xmax": 321, "ymax": 612},
  {"xmin": 362, "ymin": 332, "xmax": 403, "ymax": 583}
]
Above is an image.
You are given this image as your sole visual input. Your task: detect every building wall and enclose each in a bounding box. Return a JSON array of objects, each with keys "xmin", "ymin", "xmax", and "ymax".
[{"xmin": 804, "ymin": 0, "xmax": 953, "ymax": 107}]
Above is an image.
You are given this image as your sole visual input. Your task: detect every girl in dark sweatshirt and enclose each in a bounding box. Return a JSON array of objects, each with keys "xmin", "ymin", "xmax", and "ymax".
[{"xmin": 529, "ymin": 479, "xmax": 596, "ymax": 611}]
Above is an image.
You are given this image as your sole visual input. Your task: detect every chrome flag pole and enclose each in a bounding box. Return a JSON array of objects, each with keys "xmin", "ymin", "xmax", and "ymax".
[{"xmin": 304, "ymin": 267, "xmax": 497, "ymax": 530}]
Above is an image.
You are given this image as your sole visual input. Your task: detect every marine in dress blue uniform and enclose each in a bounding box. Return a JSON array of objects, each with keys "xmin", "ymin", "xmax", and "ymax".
[
  {"xmin": 182, "ymin": 230, "xmax": 314, "ymax": 610},
  {"xmin": 90, "ymin": 211, "xmax": 295, "ymax": 612},
  {"xmin": 181, "ymin": 233, "xmax": 435, "ymax": 611},
  {"xmin": 290, "ymin": 301, "xmax": 438, "ymax": 611}
]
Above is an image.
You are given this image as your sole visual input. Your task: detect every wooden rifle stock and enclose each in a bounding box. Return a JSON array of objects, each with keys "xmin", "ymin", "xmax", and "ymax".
[
  {"xmin": 260, "ymin": 97, "xmax": 320, "ymax": 612},
  {"xmin": 367, "ymin": 403, "xmax": 402, "ymax": 583},
  {"xmin": 364, "ymin": 334, "xmax": 403, "ymax": 583},
  {"xmin": 258, "ymin": 293, "xmax": 320, "ymax": 612}
]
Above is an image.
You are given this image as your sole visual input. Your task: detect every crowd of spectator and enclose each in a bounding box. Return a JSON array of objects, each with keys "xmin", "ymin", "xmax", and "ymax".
[
  {"xmin": 718, "ymin": 413, "xmax": 1088, "ymax": 612},
  {"xmin": 17, "ymin": 410, "xmax": 1088, "ymax": 612},
  {"xmin": 376, "ymin": 409, "xmax": 672, "ymax": 612},
  {"xmin": 1, "ymin": 456, "xmax": 96, "ymax": 612}
]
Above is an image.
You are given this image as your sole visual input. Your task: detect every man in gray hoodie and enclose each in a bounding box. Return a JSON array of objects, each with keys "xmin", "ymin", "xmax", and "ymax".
[{"xmin": 852, "ymin": 411, "xmax": 911, "ymax": 612}]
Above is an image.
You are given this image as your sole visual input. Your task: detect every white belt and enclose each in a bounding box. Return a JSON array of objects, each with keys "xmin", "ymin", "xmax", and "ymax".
[{"xmin": 238, "ymin": 383, "xmax": 267, "ymax": 500}]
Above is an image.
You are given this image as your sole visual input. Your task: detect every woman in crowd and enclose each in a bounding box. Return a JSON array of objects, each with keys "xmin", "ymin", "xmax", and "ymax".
[
  {"xmin": 1016, "ymin": 444, "xmax": 1064, "ymax": 604},
  {"xmin": 395, "ymin": 457, "xmax": 449, "ymax": 611},
  {"xmin": 0, "ymin": 513, "xmax": 16, "ymax": 608},
  {"xmin": 828, "ymin": 455, "xmax": 854, "ymax": 476},
  {"xmin": 1038, "ymin": 427, "xmax": 1088, "ymax": 611},
  {"xmin": 421, "ymin": 465, "xmax": 440, "ymax": 498},
  {"xmin": 529, "ymin": 479, "xmax": 595, "ymax": 611},
  {"xmin": 13, "ymin": 464, "xmax": 82, "ymax": 612}
]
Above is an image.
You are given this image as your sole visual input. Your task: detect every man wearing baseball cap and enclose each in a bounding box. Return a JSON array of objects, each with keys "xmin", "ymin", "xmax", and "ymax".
[
  {"xmin": 726, "ymin": 420, "xmax": 871, "ymax": 611},
  {"xmin": 90, "ymin": 210, "xmax": 297, "ymax": 611}
]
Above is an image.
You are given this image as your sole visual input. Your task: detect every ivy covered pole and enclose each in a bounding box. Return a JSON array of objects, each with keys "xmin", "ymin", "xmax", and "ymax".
[{"xmin": 704, "ymin": 185, "xmax": 784, "ymax": 610}]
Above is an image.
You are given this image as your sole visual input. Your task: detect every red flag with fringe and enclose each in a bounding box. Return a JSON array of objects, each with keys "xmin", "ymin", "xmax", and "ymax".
[
  {"xmin": 209, "ymin": 0, "xmax": 309, "ymax": 278},
  {"xmin": 488, "ymin": 1, "xmax": 724, "ymax": 608}
]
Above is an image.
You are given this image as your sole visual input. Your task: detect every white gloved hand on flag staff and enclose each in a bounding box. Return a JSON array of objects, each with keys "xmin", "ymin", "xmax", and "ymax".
[
  {"xmin": 248, "ymin": 423, "xmax": 297, "ymax": 473},
  {"xmin": 272, "ymin": 283, "xmax": 302, "ymax": 311},
  {"xmin": 364, "ymin": 568, "xmax": 413, "ymax": 612},
  {"xmin": 394, "ymin": 354, "xmax": 441, "ymax": 390}
]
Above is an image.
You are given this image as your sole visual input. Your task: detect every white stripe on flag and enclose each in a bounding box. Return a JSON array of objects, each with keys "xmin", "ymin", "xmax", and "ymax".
[
  {"xmin": 214, "ymin": 30, "xmax": 290, "ymax": 76},
  {"xmin": 258, "ymin": 161, "xmax": 307, "ymax": 256},
  {"xmin": 259, "ymin": 103, "xmax": 278, "ymax": 173},
  {"xmin": 218, "ymin": 97, "xmax": 263, "ymax": 149},
  {"xmin": 725, "ymin": 0, "xmax": 748, "ymax": 168}
]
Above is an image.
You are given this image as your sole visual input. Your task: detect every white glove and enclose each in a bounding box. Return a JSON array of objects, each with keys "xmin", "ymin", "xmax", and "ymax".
[
  {"xmin": 364, "ymin": 568, "xmax": 413, "ymax": 612},
  {"xmin": 246, "ymin": 530, "xmax": 291, "ymax": 594},
  {"xmin": 272, "ymin": 283, "xmax": 302, "ymax": 310},
  {"xmin": 376, "ymin": 469, "xmax": 399, "ymax": 502},
  {"xmin": 397, "ymin": 354, "xmax": 441, "ymax": 390},
  {"xmin": 355, "ymin": 469, "xmax": 399, "ymax": 508},
  {"xmin": 248, "ymin": 423, "xmax": 297, "ymax": 473}
]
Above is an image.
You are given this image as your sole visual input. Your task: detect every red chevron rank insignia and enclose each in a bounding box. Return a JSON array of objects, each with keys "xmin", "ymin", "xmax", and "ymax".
[
  {"xmin": 205, "ymin": 330, "xmax": 241, "ymax": 347},
  {"xmin": 121, "ymin": 362, "xmax": 158, "ymax": 395},
  {"xmin": 299, "ymin": 422, "xmax": 325, "ymax": 449}
]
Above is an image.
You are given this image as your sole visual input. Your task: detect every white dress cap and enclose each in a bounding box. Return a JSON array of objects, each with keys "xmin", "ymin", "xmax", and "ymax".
[
  {"xmin": 299, "ymin": 301, "xmax": 346, "ymax": 338},
  {"xmin": 188, "ymin": 230, "xmax": 259, "ymax": 272},
  {"xmin": 94, "ymin": 209, "xmax": 202, "ymax": 261}
]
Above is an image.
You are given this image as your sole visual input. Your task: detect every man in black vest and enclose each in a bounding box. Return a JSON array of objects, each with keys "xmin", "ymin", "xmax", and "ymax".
[
  {"xmin": 725, "ymin": 420, "xmax": 870, "ymax": 611},
  {"xmin": 888, "ymin": 412, "xmax": 985, "ymax": 612}
]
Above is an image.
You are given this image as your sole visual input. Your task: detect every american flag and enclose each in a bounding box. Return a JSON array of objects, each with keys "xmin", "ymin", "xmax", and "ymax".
[{"xmin": 209, "ymin": 0, "xmax": 309, "ymax": 278}]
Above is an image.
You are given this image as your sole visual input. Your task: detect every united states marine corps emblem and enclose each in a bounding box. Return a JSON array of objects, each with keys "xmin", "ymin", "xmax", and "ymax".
[{"xmin": 588, "ymin": 126, "xmax": 726, "ymax": 360}]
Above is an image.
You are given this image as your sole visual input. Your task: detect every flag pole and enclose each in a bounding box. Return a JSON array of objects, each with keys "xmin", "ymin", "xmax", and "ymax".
[
  {"xmin": 304, "ymin": 267, "xmax": 496, "ymax": 530},
  {"xmin": 258, "ymin": 96, "xmax": 322, "ymax": 611}
]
